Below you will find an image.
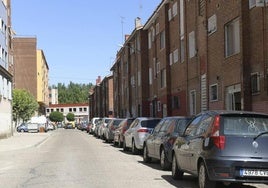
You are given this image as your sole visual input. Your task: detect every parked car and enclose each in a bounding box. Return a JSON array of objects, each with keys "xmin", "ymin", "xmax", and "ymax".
[
  {"xmin": 78, "ymin": 121, "xmax": 88, "ymax": 131},
  {"xmin": 171, "ymin": 110, "xmax": 268, "ymax": 188},
  {"xmin": 114, "ymin": 118, "xmax": 135, "ymax": 147},
  {"xmin": 123, "ymin": 117, "xmax": 161, "ymax": 154},
  {"xmin": 27, "ymin": 123, "xmax": 39, "ymax": 133},
  {"xmin": 143, "ymin": 116, "xmax": 192, "ymax": 170},
  {"xmin": 97, "ymin": 117, "xmax": 114, "ymax": 139},
  {"xmin": 88, "ymin": 117, "xmax": 101, "ymax": 134},
  {"xmin": 104, "ymin": 118, "xmax": 124, "ymax": 142},
  {"xmin": 17, "ymin": 123, "xmax": 28, "ymax": 132}
]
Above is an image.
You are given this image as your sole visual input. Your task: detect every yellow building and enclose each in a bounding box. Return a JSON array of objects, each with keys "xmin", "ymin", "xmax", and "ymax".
[{"xmin": 37, "ymin": 49, "xmax": 49, "ymax": 114}]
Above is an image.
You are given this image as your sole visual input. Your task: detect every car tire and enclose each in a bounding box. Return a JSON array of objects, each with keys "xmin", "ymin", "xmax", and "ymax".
[
  {"xmin": 160, "ymin": 149, "xmax": 171, "ymax": 170},
  {"xmin": 172, "ymin": 154, "xmax": 183, "ymax": 180},
  {"xmin": 123, "ymin": 140, "xmax": 128, "ymax": 151},
  {"xmin": 131, "ymin": 140, "xmax": 138, "ymax": 154},
  {"xmin": 143, "ymin": 145, "xmax": 152, "ymax": 163},
  {"xmin": 198, "ymin": 162, "xmax": 215, "ymax": 188},
  {"xmin": 118, "ymin": 137, "xmax": 123, "ymax": 148}
]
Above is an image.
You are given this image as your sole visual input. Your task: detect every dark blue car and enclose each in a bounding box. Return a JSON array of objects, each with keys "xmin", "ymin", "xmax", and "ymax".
[{"xmin": 16, "ymin": 123, "xmax": 28, "ymax": 132}]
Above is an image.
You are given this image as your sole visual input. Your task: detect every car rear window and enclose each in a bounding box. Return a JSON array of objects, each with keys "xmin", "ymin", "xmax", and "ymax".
[
  {"xmin": 223, "ymin": 116, "xmax": 268, "ymax": 136},
  {"xmin": 141, "ymin": 119, "xmax": 161, "ymax": 128}
]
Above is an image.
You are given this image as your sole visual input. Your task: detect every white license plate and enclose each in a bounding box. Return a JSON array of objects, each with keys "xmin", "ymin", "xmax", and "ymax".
[{"xmin": 240, "ymin": 169, "xmax": 268, "ymax": 177}]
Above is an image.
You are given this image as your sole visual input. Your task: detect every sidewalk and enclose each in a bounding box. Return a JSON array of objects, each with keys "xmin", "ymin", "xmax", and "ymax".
[{"xmin": 0, "ymin": 131, "xmax": 52, "ymax": 152}]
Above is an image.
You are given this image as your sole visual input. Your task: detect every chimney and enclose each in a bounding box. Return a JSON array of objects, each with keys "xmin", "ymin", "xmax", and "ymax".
[
  {"xmin": 135, "ymin": 17, "xmax": 142, "ymax": 29},
  {"xmin": 96, "ymin": 76, "xmax": 101, "ymax": 85}
]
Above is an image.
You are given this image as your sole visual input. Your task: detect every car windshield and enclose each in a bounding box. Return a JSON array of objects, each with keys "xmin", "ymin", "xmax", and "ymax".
[
  {"xmin": 223, "ymin": 115, "xmax": 268, "ymax": 136},
  {"xmin": 141, "ymin": 119, "xmax": 161, "ymax": 128}
]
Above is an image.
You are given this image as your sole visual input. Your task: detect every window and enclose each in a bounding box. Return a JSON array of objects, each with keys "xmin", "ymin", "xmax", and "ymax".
[
  {"xmin": 249, "ymin": 0, "xmax": 256, "ymax": 9},
  {"xmin": 79, "ymin": 108, "xmax": 82, "ymax": 112},
  {"xmin": 160, "ymin": 69, "xmax": 166, "ymax": 88},
  {"xmin": 210, "ymin": 84, "xmax": 218, "ymax": 101},
  {"xmin": 84, "ymin": 108, "xmax": 87, "ymax": 112},
  {"xmin": 148, "ymin": 31, "xmax": 152, "ymax": 49},
  {"xmin": 169, "ymin": 53, "xmax": 173, "ymax": 65},
  {"xmin": 180, "ymin": 38, "xmax": 185, "ymax": 62},
  {"xmin": 73, "ymin": 108, "xmax": 76, "ymax": 112},
  {"xmin": 157, "ymin": 101, "xmax": 161, "ymax": 111},
  {"xmin": 69, "ymin": 108, "xmax": 72, "ymax": 112},
  {"xmin": 173, "ymin": 49, "xmax": 179, "ymax": 63},
  {"xmin": 190, "ymin": 90, "xmax": 196, "ymax": 115},
  {"xmin": 225, "ymin": 18, "xmax": 240, "ymax": 57},
  {"xmin": 149, "ymin": 68, "xmax": 152, "ymax": 85},
  {"xmin": 160, "ymin": 31, "xmax": 165, "ymax": 49},
  {"xmin": 173, "ymin": 2, "xmax": 178, "ymax": 17},
  {"xmin": 251, "ymin": 72, "xmax": 260, "ymax": 94},
  {"xmin": 208, "ymin": 14, "xmax": 217, "ymax": 35},
  {"xmin": 156, "ymin": 23, "xmax": 159, "ymax": 35},
  {"xmin": 189, "ymin": 31, "xmax": 196, "ymax": 58},
  {"xmin": 172, "ymin": 96, "xmax": 180, "ymax": 109},
  {"xmin": 168, "ymin": 8, "xmax": 172, "ymax": 21}
]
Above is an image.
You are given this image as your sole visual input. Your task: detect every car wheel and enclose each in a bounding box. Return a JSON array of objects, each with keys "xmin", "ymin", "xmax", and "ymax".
[
  {"xmin": 131, "ymin": 140, "xmax": 138, "ymax": 154},
  {"xmin": 198, "ymin": 162, "xmax": 215, "ymax": 188},
  {"xmin": 143, "ymin": 145, "xmax": 151, "ymax": 163},
  {"xmin": 118, "ymin": 137, "xmax": 122, "ymax": 148},
  {"xmin": 160, "ymin": 149, "xmax": 171, "ymax": 170},
  {"xmin": 123, "ymin": 139, "xmax": 128, "ymax": 151},
  {"xmin": 172, "ymin": 154, "xmax": 183, "ymax": 180}
]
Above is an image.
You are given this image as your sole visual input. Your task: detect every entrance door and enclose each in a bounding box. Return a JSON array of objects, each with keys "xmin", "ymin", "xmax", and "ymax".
[{"xmin": 226, "ymin": 84, "xmax": 241, "ymax": 110}]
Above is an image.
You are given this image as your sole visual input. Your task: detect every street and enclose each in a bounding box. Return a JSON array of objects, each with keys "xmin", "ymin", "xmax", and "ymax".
[{"xmin": 0, "ymin": 129, "xmax": 267, "ymax": 188}]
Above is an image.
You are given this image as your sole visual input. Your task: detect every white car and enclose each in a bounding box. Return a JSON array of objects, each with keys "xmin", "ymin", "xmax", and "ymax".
[{"xmin": 123, "ymin": 117, "xmax": 161, "ymax": 154}]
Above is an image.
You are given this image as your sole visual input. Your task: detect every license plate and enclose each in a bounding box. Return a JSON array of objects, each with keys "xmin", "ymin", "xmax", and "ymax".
[{"xmin": 240, "ymin": 169, "xmax": 268, "ymax": 177}]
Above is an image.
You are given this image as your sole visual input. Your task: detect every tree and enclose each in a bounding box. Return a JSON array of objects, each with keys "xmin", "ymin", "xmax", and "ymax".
[
  {"xmin": 66, "ymin": 112, "xmax": 75, "ymax": 122},
  {"xmin": 12, "ymin": 89, "xmax": 39, "ymax": 126},
  {"xmin": 49, "ymin": 111, "xmax": 64, "ymax": 123},
  {"xmin": 57, "ymin": 82, "xmax": 92, "ymax": 104}
]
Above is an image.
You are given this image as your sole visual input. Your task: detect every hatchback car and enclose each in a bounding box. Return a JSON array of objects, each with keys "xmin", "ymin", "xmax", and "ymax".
[
  {"xmin": 123, "ymin": 117, "xmax": 161, "ymax": 154},
  {"xmin": 143, "ymin": 116, "xmax": 191, "ymax": 170},
  {"xmin": 17, "ymin": 123, "xmax": 28, "ymax": 132},
  {"xmin": 113, "ymin": 118, "xmax": 135, "ymax": 147},
  {"xmin": 104, "ymin": 118, "xmax": 124, "ymax": 143},
  {"xmin": 171, "ymin": 110, "xmax": 268, "ymax": 188}
]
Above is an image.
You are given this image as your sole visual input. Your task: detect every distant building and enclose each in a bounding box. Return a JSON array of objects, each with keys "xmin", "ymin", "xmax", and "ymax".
[
  {"xmin": 12, "ymin": 37, "xmax": 49, "ymax": 115},
  {"xmin": 0, "ymin": 0, "xmax": 13, "ymax": 138},
  {"xmin": 49, "ymin": 88, "xmax": 58, "ymax": 105},
  {"xmin": 46, "ymin": 103, "xmax": 89, "ymax": 123}
]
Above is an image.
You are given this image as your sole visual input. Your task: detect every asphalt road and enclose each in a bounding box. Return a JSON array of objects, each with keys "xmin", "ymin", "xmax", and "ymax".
[{"xmin": 0, "ymin": 129, "xmax": 267, "ymax": 188}]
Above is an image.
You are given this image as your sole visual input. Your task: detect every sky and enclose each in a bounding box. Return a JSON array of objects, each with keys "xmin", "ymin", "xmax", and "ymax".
[{"xmin": 11, "ymin": 0, "xmax": 162, "ymax": 86}]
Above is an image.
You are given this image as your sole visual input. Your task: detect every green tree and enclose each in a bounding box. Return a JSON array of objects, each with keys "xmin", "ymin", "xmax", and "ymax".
[
  {"xmin": 49, "ymin": 111, "xmax": 64, "ymax": 123},
  {"xmin": 66, "ymin": 112, "xmax": 75, "ymax": 122},
  {"xmin": 12, "ymin": 89, "xmax": 39, "ymax": 126},
  {"xmin": 57, "ymin": 82, "xmax": 92, "ymax": 104}
]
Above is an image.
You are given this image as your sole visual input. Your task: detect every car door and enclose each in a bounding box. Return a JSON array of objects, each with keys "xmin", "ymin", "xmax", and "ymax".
[
  {"xmin": 146, "ymin": 121, "xmax": 163, "ymax": 157},
  {"xmin": 124, "ymin": 119, "xmax": 139, "ymax": 148},
  {"xmin": 154, "ymin": 119, "xmax": 170, "ymax": 159},
  {"xmin": 175, "ymin": 115, "xmax": 202, "ymax": 171},
  {"xmin": 187, "ymin": 114, "xmax": 213, "ymax": 174}
]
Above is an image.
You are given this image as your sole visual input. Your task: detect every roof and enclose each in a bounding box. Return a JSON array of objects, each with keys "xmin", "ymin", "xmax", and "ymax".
[{"xmin": 48, "ymin": 103, "xmax": 88, "ymax": 108}]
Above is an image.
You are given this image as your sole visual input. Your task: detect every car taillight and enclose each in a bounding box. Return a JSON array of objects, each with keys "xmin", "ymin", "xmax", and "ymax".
[
  {"xmin": 137, "ymin": 128, "xmax": 149, "ymax": 133},
  {"xmin": 211, "ymin": 115, "xmax": 225, "ymax": 150}
]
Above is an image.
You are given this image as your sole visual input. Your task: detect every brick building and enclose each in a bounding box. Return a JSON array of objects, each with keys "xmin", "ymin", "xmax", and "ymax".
[{"xmin": 108, "ymin": 0, "xmax": 268, "ymax": 118}]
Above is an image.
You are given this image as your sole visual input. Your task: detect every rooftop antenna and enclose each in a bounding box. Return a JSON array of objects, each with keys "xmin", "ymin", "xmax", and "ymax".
[{"xmin": 120, "ymin": 16, "xmax": 125, "ymax": 44}]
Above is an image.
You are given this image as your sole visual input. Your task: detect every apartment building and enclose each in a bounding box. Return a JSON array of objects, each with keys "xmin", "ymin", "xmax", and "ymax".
[
  {"xmin": 108, "ymin": 0, "xmax": 268, "ymax": 118},
  {"xmin": 0, "ymin": 0, "xmax": 13, "ymax": 138},
  {"xmin": 12, "ymin": 37, "xmax": 49, "ymax": 115},
  {"xmin": 46, "ymin": 103, "xmax": 89, "ymax": 123},
  {"xmin": 48, "ymin": 87, "xmax": 58, "ymax": 105},
  {"xmin": 89, "ymin": 75, "xmax": 114, "ymax": 119},
  {"xmin": 111, "ymin": 18, "xmax": 150, "ymax": 118}
]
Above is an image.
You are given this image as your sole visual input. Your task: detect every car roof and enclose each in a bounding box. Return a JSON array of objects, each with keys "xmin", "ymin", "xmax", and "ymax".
[{"xmin": 202, "ymin": 110, "xmax": 268, "ymax": 117}]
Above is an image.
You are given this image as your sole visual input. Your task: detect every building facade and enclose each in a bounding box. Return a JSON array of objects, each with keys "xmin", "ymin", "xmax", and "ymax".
[
  {"xmin": 12, "ymin": 37, "xmax": 49, "ymax": 115},
  {"xmin": 49, "ymin": 87, "xmax": 58, "ymax": 105},
  {"xmin": 46, "ymin": 103, "xmax": 89, "ymax": 123},
  {"xmin": 0, "ymin": 0, "xmax": 13, "ymax": 138},
  {"xmin": 108, "ymin": 0, "xmax": 268, "ymax": 118}
]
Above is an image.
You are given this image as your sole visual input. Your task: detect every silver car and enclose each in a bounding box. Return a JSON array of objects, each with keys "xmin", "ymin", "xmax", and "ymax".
[{"xmin": 123, "ymin": 117, "xmax": 161, "ymax": 154}]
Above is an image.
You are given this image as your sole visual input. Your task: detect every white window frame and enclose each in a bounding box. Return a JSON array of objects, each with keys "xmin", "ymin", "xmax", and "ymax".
[
  {"xmin": 169, "ymin": 53, "xmax": 173, "ymax": 65},
  {"xmin": 251, "ymin": 72, "xmax": 260, "ymax": 94},
  {"xmin": 156, "ymin": 23, "xmax": 160, "ymax": 35},
  {"xmin": 173, "ymin": 2, "xmax": 178, "ymax": 17},
  {"xmin": 210, "ymin": 84, "xmax": 218, "ymax": 101},
  {"xmin": 208, "ymin": 14, "xmax": 217, "ymax": 35},
  {"xmin": 189, "ymin": 90, "xmax": 196, "ymax": 116},
  {"xmin": 189, "ymin": 31, "xmax": 196, "ymax": 58},
  {"xmin": 160, "ymin": 30, "xmax": 165, "ymax": 49},
  {"xmin": 173, "ymin": 49, "xmax": 179, "ymax": 63},
  {"xmin": 160, "ymin": 68, "xmax": 166, "ymax": 88},
  {"xmin": 157, "ymin": 101, "xmax": 161, "ymax": 111},
  {"xmin": 225, "ymin": 18, "xmax": 240, "ymax": 57},
  {"xmin": 249, "ymin": 0, "xmax": 256, "ymax": 9}
]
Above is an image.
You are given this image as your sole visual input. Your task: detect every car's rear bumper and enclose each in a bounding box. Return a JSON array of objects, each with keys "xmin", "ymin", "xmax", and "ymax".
[{"xmin": 205, "ymin": 157, "xmax": 268, "ymax": 183}]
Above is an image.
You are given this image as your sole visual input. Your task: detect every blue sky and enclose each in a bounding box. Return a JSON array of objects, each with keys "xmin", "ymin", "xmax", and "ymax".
[{"xmin": 11, "ymin": 0, "xmax": 161, "ymax": 86}]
